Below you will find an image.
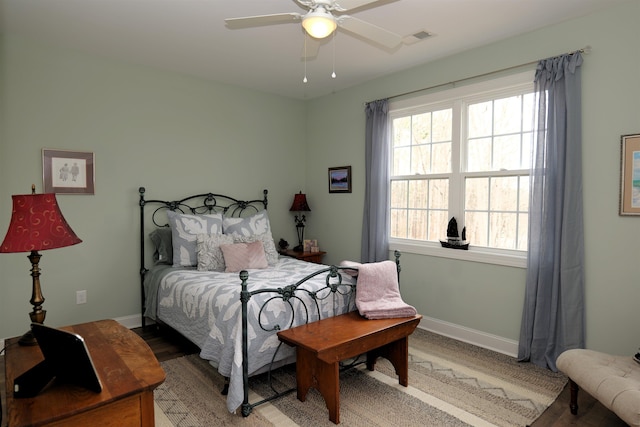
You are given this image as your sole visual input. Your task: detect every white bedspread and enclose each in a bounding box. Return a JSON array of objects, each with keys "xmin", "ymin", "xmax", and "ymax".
[{"xmin": 144, "ymin": 256, "xmax": 356, "ymax": 412}]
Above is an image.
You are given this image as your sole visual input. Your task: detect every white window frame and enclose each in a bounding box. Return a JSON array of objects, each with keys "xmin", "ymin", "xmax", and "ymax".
[{"xmin": 388, "ymin": 71, "xmax": 534, "ymax": 268}]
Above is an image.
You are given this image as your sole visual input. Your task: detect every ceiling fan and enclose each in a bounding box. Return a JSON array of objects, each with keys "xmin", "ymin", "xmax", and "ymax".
[{"xmin": 224, "ymin": 0, "xmax": 403, "ymax": 51}]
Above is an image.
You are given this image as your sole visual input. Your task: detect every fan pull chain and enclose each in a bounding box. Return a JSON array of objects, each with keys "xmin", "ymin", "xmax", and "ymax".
[
  {"xmin": 331, "ymin": 31, "xmax": 336, "ymax": 79},
  {"xmin": 303, "ymin": 33, "xmax": 308, "ymax": 83}
]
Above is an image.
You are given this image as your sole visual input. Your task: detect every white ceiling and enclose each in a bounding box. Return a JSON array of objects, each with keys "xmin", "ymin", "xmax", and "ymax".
[{"xmin": 0, "ymin": 0, "xmax": 627, "ymax": 100}]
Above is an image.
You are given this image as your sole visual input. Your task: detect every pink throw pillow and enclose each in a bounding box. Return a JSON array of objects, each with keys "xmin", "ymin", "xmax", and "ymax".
[{"xmin": 220, "ymin": 241, "xmax": 269, "ymax": 272}]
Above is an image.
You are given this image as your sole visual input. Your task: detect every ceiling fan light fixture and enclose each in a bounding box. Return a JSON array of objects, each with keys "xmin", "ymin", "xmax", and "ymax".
[{"xmin": 302, "ymin": 9, "xmax": 337, "ymax": 39}]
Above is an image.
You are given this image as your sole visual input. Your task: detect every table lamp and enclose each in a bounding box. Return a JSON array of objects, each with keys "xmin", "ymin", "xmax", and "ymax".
[
  {"xmin": 0, "ymin": 185, "xmax": 82, "ymax": 345},
  {"xmin": 289, "ymin": 191, "xmax": 311, "ymax": 252}
]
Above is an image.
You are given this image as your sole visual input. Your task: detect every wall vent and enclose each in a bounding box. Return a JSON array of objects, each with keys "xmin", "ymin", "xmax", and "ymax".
[{"xmin": 403, "ymin": 30, "xmax": 434, "ymax": 45}]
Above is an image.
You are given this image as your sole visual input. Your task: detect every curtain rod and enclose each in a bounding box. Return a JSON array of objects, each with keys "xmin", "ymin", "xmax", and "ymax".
[{"xmin": 366, "ymin": 46, "xmax": 591, "ymax": 105}]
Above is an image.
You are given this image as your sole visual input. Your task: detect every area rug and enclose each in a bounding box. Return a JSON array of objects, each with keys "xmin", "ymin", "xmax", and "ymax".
[{"xmin": 154, "ymin": 328, "xmax": 566, "ymax": 427}]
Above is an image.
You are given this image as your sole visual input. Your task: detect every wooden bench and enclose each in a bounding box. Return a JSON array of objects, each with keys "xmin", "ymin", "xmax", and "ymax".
[{"xmin": 277, "ymin": 311, "xmax": 422, "ymax": 424}]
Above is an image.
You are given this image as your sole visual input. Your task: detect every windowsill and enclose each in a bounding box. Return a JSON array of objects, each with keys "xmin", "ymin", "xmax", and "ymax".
[{"xmin": 390, "ymin": 240, "xmax": 527, "ymax": 268}]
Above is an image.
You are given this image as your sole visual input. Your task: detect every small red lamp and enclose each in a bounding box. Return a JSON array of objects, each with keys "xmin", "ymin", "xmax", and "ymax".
[
  {"xmin": 289, "ymin": 191, "xmax": 311, "ymax": 252},
  {"xmin": 0, "ymin": 185, "xmax": 82, "ymax": 345}
]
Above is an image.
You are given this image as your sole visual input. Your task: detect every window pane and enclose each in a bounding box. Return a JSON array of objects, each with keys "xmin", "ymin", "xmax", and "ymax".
[
  {"xmin": 432, "ymin": 142, "xmax": 451, "ymax": 173},
  {"xmin": 522, "ymin": 132, "xmax": 532, "ymax": 168},
  {"xmin": 390, "ymin": 208, "xmax": 407, "ymax": 238},
  {"xmin": 432, "ymin": 109, "xmax": 452, "ymax": 142},
  {"xmin": 522, "ymin": 93, "xmax": 535, "ymax": 132},
  {"xmin": 518, "ymin": 213, "xmax": 528, "ymax": 250},
  {"xmin": 393, "ymin": 146, "xmax": 410, "ymax": 175},
  {"xmin": 493, "ymin": 134, "xmax": 521, "ymax": 170},
  {"xmin": 393, "ymin": 117, "xmax": 411, "ymax": 147},
  {"xmin": 411, "ymin": 144, "xmax": 431, "ymax": 174},
  {"xmin": 408, "ymin": 180, "xmax": 428, "ymax": 209},
  {"xmin": 465, "ymin": 177, "xmax": 489, "ymax": 210},
  {"xmin": 468, "ymin": 101, "xmax": 492, "ymax": 138},
  {"xmin": 429, "ymin": 179, "xmax": 449, "ymax": 209},
  {"xmin": 465, "ymin": 211, "xmax": 488, "ymax": 247},
  {"xmin": 494, "ymin": 95, "xmax": 522, "ymax": 135},
  {"xmin": 390, "ymin": 180, "xmax": 407, "ymax": 208},
  {"xmin": 408, "ymin": 209, "xmax": 427, "ymax": 240},
  {"xmin": 467, "ymin": 137, "xmax": 492, "ymax": 172},
  {"xmin": 490, "ymin": 177, "xmax": 518, "ymax": 211},
  {"xmin": 489, "ymin": 212, "xmax": 517, "ymax": 249},
  {"xmin": 519, "ymin": 176, "xmax": 529, "ymax": 211},
  {"xmin": 428, "ymin": 210, "xmax": 448, "ymax": 240},
  {"xmin": 412, "ymin": 112, "xmax": 431, "ymax": 145}
]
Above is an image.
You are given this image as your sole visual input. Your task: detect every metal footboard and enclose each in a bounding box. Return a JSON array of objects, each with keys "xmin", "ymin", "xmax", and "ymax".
[{"xmin": 238, "ymin": 250, "xmax": 401, "ymax": 416}]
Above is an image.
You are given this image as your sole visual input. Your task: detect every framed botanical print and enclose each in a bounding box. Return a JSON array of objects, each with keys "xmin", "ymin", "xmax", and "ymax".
[{"xmin": 43, "ymin": 149, "xmax": 95, "ymax": 195}]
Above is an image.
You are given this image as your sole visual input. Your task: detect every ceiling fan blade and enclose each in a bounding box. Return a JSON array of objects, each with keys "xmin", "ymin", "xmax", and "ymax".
[
  {"xmin": 337, "ymin": 15, "xmax": 402, "ymax": 49},
  {"xmin": 332, "ymin": 0, "xmax": 382, "ymax": 12},
  {"xmin": 225, "ymin": 13, "xmax": 302, "ymax": 29},
  {"xmin": 301, "ymin": 36, "xmax": 321, "ymax": 59}
]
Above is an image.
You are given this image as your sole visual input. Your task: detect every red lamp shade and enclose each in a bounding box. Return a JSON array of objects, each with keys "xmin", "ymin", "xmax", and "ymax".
[
  {"xmin": 0, "ymin": 193, "xmax": 82, "ymax": 253},
  {"xmin": 289, "ymin": 192, "xmax": 311, "ymax": 212}
]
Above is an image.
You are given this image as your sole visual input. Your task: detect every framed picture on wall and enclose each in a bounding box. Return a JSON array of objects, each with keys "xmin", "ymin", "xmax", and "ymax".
[
  {"xmin": 328, "ymin": 166, "xmax": 352, "ymax": 193},
  {"xmin": 43, "ymin": 149, "xmax": 95, "ymax": 195},
  {"xmin": 619, "ymin": 133, "xmax": 640, "ymax": 215}
]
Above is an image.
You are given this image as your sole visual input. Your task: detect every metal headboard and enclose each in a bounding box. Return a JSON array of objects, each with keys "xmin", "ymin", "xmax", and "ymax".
[{"xmin": 138, "ymin": 187, "xmax": 268, "ymax": 326}]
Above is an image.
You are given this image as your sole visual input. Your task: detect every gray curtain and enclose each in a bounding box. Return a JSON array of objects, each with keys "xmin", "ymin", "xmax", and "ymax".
[
  {"xmin": 518, "ymin": 53, "xmax": 585, "ymax": 371},
  {"xmin": 361, "ymin": 99, "xmax": 390, "ymax": 262}
]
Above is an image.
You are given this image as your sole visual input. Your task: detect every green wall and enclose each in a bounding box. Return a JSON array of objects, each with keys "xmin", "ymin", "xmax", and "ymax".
[
  {"xmin": 2, "ymin": 1, "xmax": 639, "ymax": 356},
  {"xmin": 0, "ymin": 35, "xmax": 307, "ymax": 339},
  {"xmin": 306, "ymin": 0, "xmax": 640, "ymax": 355}
]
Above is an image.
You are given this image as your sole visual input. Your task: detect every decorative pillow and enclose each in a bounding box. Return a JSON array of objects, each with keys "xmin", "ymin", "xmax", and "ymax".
[
  {"xmin": 220, "ymin": 241, "xmax": 269, "ymax": 273},
  {"xmin": 149, "ymin": 228, "xmax": 173, "ymax": 265},
  {"xmin": 167, "ymin": 210, "xmax": 223, "ymax": 267},
  {"xmin": 223, "ymin": 210, "xmax": 278, "ymax": 264},
  {"xmin": 232, "ymin": 233, "xmax": 278, "ymax": 266},
  {"xmin": 196, "ymin": 233, "xmax": 234, "ymax": 271},
  {"xmin": 222, "ymin": 210, "xmax": 271, "ymax": 237}
]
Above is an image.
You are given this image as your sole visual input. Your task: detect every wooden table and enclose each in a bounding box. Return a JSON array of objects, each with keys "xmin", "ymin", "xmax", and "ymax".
[
  {"xmin": 278, "ymin": 311, "xmax": 422, "ymax": 424},
  {"xmin": 5, "ymin": 319, "xmax": 165, "ymax": 427}
]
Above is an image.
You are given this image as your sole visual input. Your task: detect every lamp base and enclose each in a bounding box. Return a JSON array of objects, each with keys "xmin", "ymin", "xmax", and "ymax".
[
  {"xmin": 18, "ymin": 329, "xmax": 38, "ymax": 346},
  {"xmin": 292, "ymin": 245, "xmax": 303, "ymax": 252}
]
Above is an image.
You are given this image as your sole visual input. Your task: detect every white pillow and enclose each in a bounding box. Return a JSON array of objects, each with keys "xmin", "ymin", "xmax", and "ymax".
[
  {"xmin": 196, "ymin": 233, "xmax": 234, "ymax": 271},
  {"xmin": 222, "ymin": 210, "xmax": 271, "ymax": 236},
  {"xmin": 167, "ymin": 211, "xmax": 223, "ymax": 267}
]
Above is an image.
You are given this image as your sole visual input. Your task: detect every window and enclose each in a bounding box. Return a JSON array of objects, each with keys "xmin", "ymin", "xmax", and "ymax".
[{"xmin": 389, "ymin": 72, "xmax": 535, "ymax": 267}]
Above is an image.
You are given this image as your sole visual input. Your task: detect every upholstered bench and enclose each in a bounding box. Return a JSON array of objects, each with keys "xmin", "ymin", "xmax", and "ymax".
[{"xmin": 556, "ymin": 349, "xmax": 640, "ymax": 426}]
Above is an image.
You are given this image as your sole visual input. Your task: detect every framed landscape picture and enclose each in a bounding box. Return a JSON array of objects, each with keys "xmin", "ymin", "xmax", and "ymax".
[
  {"xmin": 43, "ymin": 149, "xmax": 95, "ymax": 195},
  {"xmin": 328, "ymin": 166, "xmax": 352, "ymax": 193},
  {"xmin": 619, "ymin": 133, "xmax": 640, "ymax": 215}
]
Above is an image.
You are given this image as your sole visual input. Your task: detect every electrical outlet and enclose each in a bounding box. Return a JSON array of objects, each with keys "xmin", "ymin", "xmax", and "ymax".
[{"xmin": 76, "ymin": 290, "xmax": 87, "ymax": 304}]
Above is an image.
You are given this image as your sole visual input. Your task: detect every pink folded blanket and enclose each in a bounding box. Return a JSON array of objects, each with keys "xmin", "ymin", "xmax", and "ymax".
[{"xmin": 346, "ymin": 260, "xmax": 417, "ymax": 319}]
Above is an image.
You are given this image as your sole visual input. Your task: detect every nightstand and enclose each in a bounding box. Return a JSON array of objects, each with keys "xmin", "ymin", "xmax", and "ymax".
[
  {"xmin": 279, "ymin": 248, "xmax": 326, "ymax": 264},
  {"xmin": 5, "ymin": 319, "xmax": 165, "ymax": 427}
]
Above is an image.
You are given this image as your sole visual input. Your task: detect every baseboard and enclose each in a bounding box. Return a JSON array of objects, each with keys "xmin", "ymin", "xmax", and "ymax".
[
  {"xmin": 114, "ymin": 314, "xmax": 144, "ymax": 329},
  {"xmin": 113, "ymin": 313, "xmax": 519, "ymax": 358},
  {"xmin": 1, "ymin": 315, "xmax": 518, "ymax": 359},
  {"xmin": 418, "ymin": 315, "xmax": 519, "ymax": 358},
  {"xmin": 0, "ymin": 315, "xmax": 149, "ymax": 353}
]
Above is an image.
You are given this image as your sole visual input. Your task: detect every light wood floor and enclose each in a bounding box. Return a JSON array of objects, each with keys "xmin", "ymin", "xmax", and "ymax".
[{"xmin": 0, "ymin": 325, "xmax": 629, "ymax": 426}]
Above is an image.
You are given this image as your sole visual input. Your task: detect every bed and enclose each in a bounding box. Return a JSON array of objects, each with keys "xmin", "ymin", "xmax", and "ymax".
[{"xmin": 138, "ymin": 187, "xmax": 400, "ymax": 416}]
